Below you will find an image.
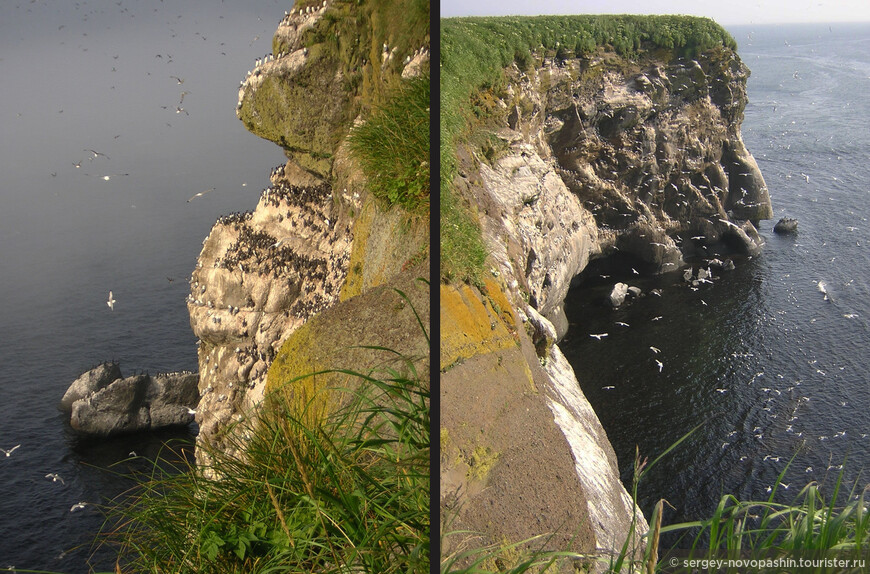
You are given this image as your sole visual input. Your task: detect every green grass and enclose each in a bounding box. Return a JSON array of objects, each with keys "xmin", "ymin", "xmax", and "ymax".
[
  {"xmin": 279, "ymin": 0, "xmax": 429, "ymax": 110},
  {"xmin": 440, "ymin": 184, "xmax": 488, "ymax": 285},
  {"xmin": 239, "ymin": 0, "xmax": 428, "ymax": 175},
  {"xmin": 348, "ymin": 74, "xmax": 430, "ymax": 212},
  {"xmin": 440, "ymin": 14, "xmax": 737, "ymax": 283},
  {"xmin": 99, "ymin": 355, "xmax": 429, "ymax": 573},
  {"xmin": 659, "ymin": 462, "xmax": 870, "ymax": 573}
]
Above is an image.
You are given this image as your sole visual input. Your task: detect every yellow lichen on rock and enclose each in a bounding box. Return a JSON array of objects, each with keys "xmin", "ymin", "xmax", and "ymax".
[
  {"xmin": 266, "ymin": 265, "xmax": 429, "ymax": 425},
  {"xmin": 340, "ymin": 196, "xmax": 429, "ymax": 301},
  {"xmin": 440, "ymin": 280, "xmax": 517, "ymax": 371},
  {"xmin": 264, "ymin": 319, "xmax": 333, "ymax": 428},
  {"xmin": 339, "ymin": 199, "xmax": 374, "ymax": 301}
]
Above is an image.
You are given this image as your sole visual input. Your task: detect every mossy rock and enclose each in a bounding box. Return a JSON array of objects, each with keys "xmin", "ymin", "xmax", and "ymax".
[
  {"xmin": 238, "ymin": 55, "xmax": 352, "ymax": 177},
  {"xmin": 241, "ymin": 0, "xmax": 429, "ymax": 178},
  {"xmin": 340, "ymin": 195, "xmax": 429, "ymax": 301},
  {"xmin": 266, "ymin": 261, "xmax": 430, "ymax": 421}
]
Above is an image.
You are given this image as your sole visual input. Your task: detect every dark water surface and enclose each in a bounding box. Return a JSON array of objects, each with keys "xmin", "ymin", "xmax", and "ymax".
[
  {"xmin": 562, "ymin": 22, "xmax": 870, "ymax": 539},
  {"xmin": 0, "ymin": 1, "xmax": 292, "ymax": 570}
]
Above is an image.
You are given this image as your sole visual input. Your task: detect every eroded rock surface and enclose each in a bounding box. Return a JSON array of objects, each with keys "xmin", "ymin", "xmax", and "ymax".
[
  {"xmin": 192, "ymin": 2, "xmax": 429, "ymax": 461},
  {"xmin": 188, "ymin": 173, "xmax": 351, "ymax": 456}
]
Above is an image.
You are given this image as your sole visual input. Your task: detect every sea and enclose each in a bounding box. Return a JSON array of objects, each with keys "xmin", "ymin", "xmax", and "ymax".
[
  {"xmin": 562, "ymin": 22, "xmax": 870, "ymax": 546},
  {"xmin": 0, "ymin": 1, "xmax": 293, "ymax": 571}
]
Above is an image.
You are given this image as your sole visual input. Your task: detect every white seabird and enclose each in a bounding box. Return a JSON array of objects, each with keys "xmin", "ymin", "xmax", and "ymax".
[
  {"xmin": 45, "ymin": 473, "xmax": 65, "ymax": 485},
  {"xmin": 1, "ymin": 445, "xmax": 20, "ymax": 457},
  {"xmin": 817, "ymin": 280, "xmax": 830, "ymax": 301},
  {"xmin": 107, "ymin": 291, "xmax": 116, "ymax": 311},
  {"xmin": 84, "ymin": 149, "xmax": 109, "ymax": 160},
  {"xmin": 187, "ymin": 187, "xmax": 215, "ymax": 202}
]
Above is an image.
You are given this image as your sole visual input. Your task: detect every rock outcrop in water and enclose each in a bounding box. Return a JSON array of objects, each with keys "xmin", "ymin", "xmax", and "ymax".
[
  {"xmin": 442, "ymin": 17, "xmax": 772, "ymax": 569},
  {"xmin": 62, "ymin": 363, "xmax": 198, "ymax": 437},
  {"xmin": 191, "ymin": 0, "xmax": 430, "ymax": 460},
  {"xmin": 774, "ymin": 216, "xmax": 798, "ymax": 234}
]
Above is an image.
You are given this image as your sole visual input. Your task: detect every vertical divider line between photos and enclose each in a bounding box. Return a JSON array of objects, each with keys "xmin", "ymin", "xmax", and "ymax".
[{"xmin": 430, "ymin": 3, "xmax": 441, "ymax": 571}]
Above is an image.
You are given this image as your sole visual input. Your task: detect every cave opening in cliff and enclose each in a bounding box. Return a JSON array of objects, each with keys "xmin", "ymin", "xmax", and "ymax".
[{"xmin": 571, "ymin": 251, "xmax": 661, "ymax": 290}]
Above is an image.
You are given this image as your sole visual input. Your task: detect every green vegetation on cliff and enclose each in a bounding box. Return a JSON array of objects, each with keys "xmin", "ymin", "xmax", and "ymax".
[
  {"xmin": 285, "ymin": 0, "xmax": 429, "ymax": 109},
  {"xmin": 348, "ymin": 74, "xmax": 430, "ymax": 211},
  {"xmin": 239, "ymin": 0, "xmax": 429, "ymax": 177},
  {"xmin": 102, "ymin": 351, "xmax": 429, "ymax": 573},
  {"xmin": 440, "ymin": 14, "xmax": 737, "ymax": 282}
]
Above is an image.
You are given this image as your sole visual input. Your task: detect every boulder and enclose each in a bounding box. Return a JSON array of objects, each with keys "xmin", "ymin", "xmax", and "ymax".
[
  {"xmin": 773, "ymin": 217, "xmax": 798, "ymax": 235},
  {"xmin": 608, "ymin": 282, "xmax": 629, "ymax": 307},
  {"xmin": 66, "ymin": 368, "xmax": 199, "ymax": 437},
  {"xmin": 60, "ymin": 362, "xmax": 122, "ymax": 412}
]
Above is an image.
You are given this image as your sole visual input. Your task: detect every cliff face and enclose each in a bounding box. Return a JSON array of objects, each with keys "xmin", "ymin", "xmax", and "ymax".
[
  {"xmin": 492, "ymin": 47, "xmax": 771, "ymax": 331},
  {"xmin": 191, "ymin": 0, "xmax": 429, "ymax": 459},
  {"xmin": 188, "ymin": 173, "xmax": 352, "ymax": 453},
  {"xmin": 441, "ymin": 41, "xmax": 771, "ymax": 566}
]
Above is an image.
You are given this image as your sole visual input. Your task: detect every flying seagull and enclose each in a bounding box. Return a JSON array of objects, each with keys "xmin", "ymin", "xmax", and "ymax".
[
  {"xmin": 655, "ymin": 359, "xmax": 664, "ymax": 372},
  {"xmin": 589, "ymin": 333, "xmax": 609, "ymax": 340},
  {"xmin": 1, "ymin": 445, "xmax": 20, "ymax": 457},
  {"xmin": 45, "ymin": 473, "xmax": 65, "ymax": 485},
  {"xmin": 70, "ymin": 502, "xmax": 89, "ymax": 512},
  {"xmin": 187, "ymin": 187, "xmax": 215, "ymax": 202},
  {"xmin": 170, "ymin": 75, "xmax": 184, "ymax": 84},
  {"xmin": 107, "ymin": 291, "xmax": 116, "ymax": 311},
  {"xmin": 84, "ymin": 149, "xmax": 109, "ymax": 160}
]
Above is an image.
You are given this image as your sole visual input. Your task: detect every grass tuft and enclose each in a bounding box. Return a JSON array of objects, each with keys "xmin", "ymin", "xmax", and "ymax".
[
  {"xmin": 99, "ymin": 355, "xmax": 429, "ymax": 573},
  {"xmin": 660, "ymin": 461, "xmax": 870, "ymax": 571},
  {"xmin": 348, "ymin": 74, "xmax": 430, "ymax": 212}
]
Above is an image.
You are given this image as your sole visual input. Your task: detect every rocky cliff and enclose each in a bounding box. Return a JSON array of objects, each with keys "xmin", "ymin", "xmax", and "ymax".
[
  {"xmin": 190, "ymin": 0, "xmax": 429, "ymax": 461},
  {"xmin": 441, "ymin": 17, "xmax": 771, "ymax": 569}
]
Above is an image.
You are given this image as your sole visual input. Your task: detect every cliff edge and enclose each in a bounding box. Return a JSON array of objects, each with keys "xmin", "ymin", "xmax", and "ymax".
[
  {"xmin": 190, "ymin": 0, "xmax": 429, "ymax": 460},
  {"xmin": 441, "ymin": 15, "xmax": 771, "ymax": 570}
]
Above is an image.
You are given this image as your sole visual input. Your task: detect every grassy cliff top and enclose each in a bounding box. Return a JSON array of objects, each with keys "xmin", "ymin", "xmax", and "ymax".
[
  {"xmin": 440, "ymin": 14, "xmax": 737, "ymax": 283},
  {"xmin": 441, "ymin": 14, "xmax": 736, "ymax": 128}
]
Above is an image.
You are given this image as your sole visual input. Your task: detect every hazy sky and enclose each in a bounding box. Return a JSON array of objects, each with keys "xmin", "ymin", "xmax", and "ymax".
[{"xmin": 440, "ymin": 0, "xmax": 870, "ymax": 26}]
